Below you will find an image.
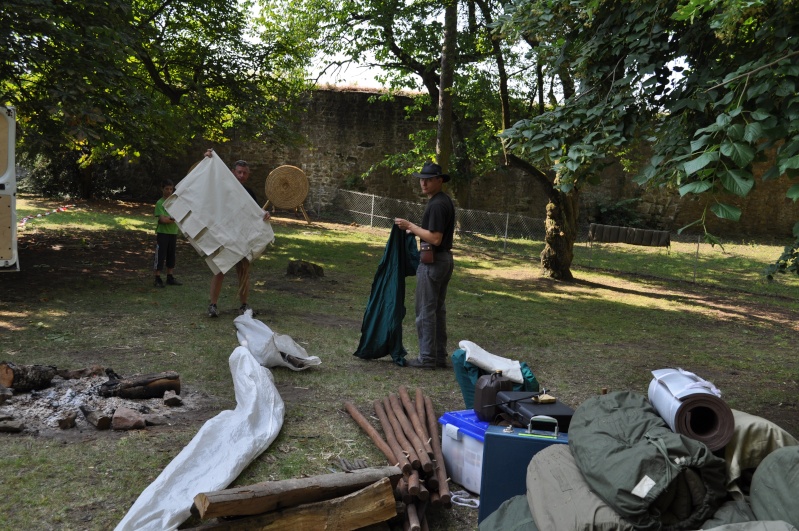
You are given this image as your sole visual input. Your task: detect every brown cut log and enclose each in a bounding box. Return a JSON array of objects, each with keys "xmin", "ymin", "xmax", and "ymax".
[
  {"xmin": 99, "ymin": 371, "xmax": 180, "ymax": 398},
  {"xmin": 398, "ymin": 386, "xmax": 433, "ymax": 458},
  {"xmin": 406, "ymin": 470, "xmax": 420, "ymax": 496},
  {"xmin": 344, "ymin": 402, "xmax": 409, "ymax": 474},
  {"xmin": 405, "ymin": 502, "xmax": 421, "ymax": 531},
  {"xmin": 79, "ymin": 405, "xmax": 112, "ymax": 430},
  {"xmin": 429, "ymin": 491, "xmax": 441, "ymax": 507},
  {"xmin": 396, "ymin": 477, "xmax": 411, "ymax": 504},
  {"xmin": 388, "ymin": 393, "xmax": 432, "ymax": 472},
  {"xmin": 382, "ymin": 397, "xmax": 421, "ymax": 470},
  {"xmin": 56, "ymin": 365, "xmax": 105, "ymax": 380},
  {"xmin": 194, "ymin": 466, "xmax": 401, "ymax": 520},
  {"xmin": 424, "ymin": 396, "xmax": 451, "ymax": 505},
  {"xmin": 372, "ymin": 400, "xmax": 412, "ymax": 473},
  {"xmin": 0, "ymin": 361, "xmax": 56, "ymax": 391},
  {"xmin": 416, "ymin": 481, "xmax": 429, "ymax": 502},
  {"xmin": 186, "ymin": 476, "xmax": 396, "ymax": 530}
]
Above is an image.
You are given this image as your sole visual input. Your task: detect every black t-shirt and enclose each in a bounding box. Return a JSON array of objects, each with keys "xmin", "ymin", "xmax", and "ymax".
[
  {"xmin": 421, "ymin": 191, "xmax": 455, "ymax": 251},
  {"xmin": 243, "ymin": 184, "xmax": 257, "ymax": 203}
]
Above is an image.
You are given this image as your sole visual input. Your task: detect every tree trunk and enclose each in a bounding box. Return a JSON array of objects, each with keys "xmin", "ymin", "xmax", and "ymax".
[
  {"xmin": 540, "ymin": 182, "xmax": 579, "ymax": 281},
  {"xmin": 504, "ymin": 154, "xmax": 578, "ymax": 280},
  {"xmin": 436, "ymin": 0, "xmax": 457, "ymax": 172}
]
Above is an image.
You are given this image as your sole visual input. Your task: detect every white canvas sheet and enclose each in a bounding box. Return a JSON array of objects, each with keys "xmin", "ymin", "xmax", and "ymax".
[
  {"xmin": 164, "ymin": 153, "xmax": 275, "ymax": 274},
  {"xmin": 234, "ymin": 310, "xmax": 322, "ymax": 371},
  {"xmin": 114, "ymin": 346, "xmax": 285, "ymax": 531}
]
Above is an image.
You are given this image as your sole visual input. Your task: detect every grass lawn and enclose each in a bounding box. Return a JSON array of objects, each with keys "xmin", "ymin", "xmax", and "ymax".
[{"xmin": 1, "ymin": 195, "xmax": 797, "ymax": 530}]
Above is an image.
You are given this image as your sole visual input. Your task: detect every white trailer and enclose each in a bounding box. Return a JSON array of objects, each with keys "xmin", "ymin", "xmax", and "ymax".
[{"xmin": 1, "ymin": 106, "xmax": 18, "ymax": 271}]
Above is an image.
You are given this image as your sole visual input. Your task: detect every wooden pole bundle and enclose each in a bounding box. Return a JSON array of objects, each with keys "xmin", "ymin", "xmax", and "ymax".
[{"xmin": 343, "ymin": 386, "xmax": 453, "ymax": 527}]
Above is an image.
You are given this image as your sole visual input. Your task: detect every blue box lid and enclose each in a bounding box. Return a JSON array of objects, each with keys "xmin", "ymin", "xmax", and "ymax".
[{"xmin": 439, "ymin": 409, "xmax": 490, "ymax": 442}]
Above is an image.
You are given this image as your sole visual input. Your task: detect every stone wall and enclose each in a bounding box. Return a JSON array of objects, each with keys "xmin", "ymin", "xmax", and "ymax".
[{"xmin": 180, "ymin": 88, "xmax": 797, "ymax": 237}]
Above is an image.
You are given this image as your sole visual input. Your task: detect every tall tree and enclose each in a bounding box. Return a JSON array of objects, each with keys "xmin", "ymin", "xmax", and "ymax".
[
  {"xmin": 498, "ymin": 0, "xmax": 799, "ymax": 277},
  {"xmin": 1, "ymin": 0, "xmax": 315, "ymax": 198}
]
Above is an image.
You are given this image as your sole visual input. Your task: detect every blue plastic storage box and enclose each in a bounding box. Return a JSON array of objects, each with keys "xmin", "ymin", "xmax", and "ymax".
[{"xmin": 438, "ymin": 409, "xmax": 490, "ymax": 494}]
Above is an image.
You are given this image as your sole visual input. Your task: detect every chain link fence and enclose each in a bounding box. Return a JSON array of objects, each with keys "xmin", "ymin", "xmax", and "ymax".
[{"xmin": 305, "ymin": 187, "xmax": 797, "ymax": 296}]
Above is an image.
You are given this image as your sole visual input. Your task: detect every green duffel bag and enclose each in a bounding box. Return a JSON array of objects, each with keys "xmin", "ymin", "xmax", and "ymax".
[{"xmin": 568, "ymin": 391, "xmax": 728, "ymax": 531}]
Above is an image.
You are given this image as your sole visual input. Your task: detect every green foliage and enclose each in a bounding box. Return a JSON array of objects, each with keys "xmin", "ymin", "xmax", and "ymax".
[
  {"xmin": 2, "ymin": 0, "xmax": 316, "ymax": 198},
  {"xmin": 595, "ymin": 198, "xmax": 645, "ymax": 228},
  {"xmin": 498, "ymin": 0, "xmax": 799, "ymax": 235},
  {"xmin": 764, "ymin": 222, "xmax": 799, "ymax": 279}
]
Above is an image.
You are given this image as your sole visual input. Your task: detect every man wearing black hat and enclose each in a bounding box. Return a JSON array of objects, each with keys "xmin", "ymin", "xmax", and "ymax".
[{"xmin": 395, "ymin": 162, "xmax": 456, "ymax": 369}]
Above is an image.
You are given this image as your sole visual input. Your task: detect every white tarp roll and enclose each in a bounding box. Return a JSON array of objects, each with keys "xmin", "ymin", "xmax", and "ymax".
[
  {"xmin": 647, "ymin": 367, "xmax": 735, "ymax": 451},
  {"xmin": 164, "ymin": 152, "xmax": 275, "ymax": 275},
  {"xmin": 234, "ymin": 310, "xmax": 322, "ymax": 370},
  {"xmin": 114, "ymin": 346, "xmax": 285, "ymax": 531},
  {"xmin": 460, "ymin": 340, "xmax": 524, "ymax": 383}
]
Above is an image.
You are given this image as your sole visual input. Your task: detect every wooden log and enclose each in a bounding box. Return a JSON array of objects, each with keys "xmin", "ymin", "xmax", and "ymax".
[
  {"xmin": 99, "ymin": 371, "xmax": 180, "ymax": 398},
  {"xmin": 416, "ymin": 481, "xmax": 429, "ymax": 502},
  {"xmin": 424, "ymin": 396, "xmax": 451, "ymax": 505},
  {"xmin": 344, "ymin": 402, "xmax": 408, "ymax": 474},
  {"xmin": 396, "ymin": 477, "xmax": 411, "ymax": 504},
  {"xmin": 56, "ymin": 365, "xmax": 105, "ymax": 380},
  {"xmin": 414, "ymin": 388, "xmax": 427, "ymax": 443},
  {"xmin": 0, "ymin": 361, "xmax": 56, "ymax": 391},
  {"xmin": 424, "ymin": 474, "xmax": 439, "ymax": 493},
  {"xmin": 406, "ymin": 470, "xmax": 420, "ymax": 497},
  {"xmin": 79, "ymin": 405, "xmax": 112, "ymax": 430},
  {"xmin": 406, "ymin": 502, "xmax": 421, "ymax": 531},
  {"xmin": 194, "ymin": 465, "xmax": 401, "ymax": 520},
  {"xmin": 388, "ymin": 393, "xmax": 432, "ymax": 473},
  {"xmin": 429, "ymin": 491, "xmax": 440, "ymax": 507},
  {"xmin": 382, "ymin": 397, "xmax": 421, "ymax": 470},
  {"xmin": 186, "ymin": 476, "xmax": 397, "ymax": 530},
  {"xmin": 398, "ymin": 386, "xmax": 433, "ymax": 458},
  {"xmin": 372, "ymin": 400, "xmax": 412, "ymax": 473}
]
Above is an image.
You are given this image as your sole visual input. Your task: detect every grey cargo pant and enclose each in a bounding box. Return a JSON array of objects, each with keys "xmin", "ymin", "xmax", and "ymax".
[{"xmin": 415, "ymin": 251, "xmax": 454, "ymax": 363}]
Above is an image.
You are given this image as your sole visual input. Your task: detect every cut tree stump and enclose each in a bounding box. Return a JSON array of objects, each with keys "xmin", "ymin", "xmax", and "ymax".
[
  {"xmin": 99, "ymin": 371, "xmax": 180, "ymax": 399},
  {"xmin": 194, "ymin": 466, "xmax": 402, "ymax": 520},
  {"xmin": 187, "ymin": 476, "xmax": 397, "ymax": 530},
  {"xmin": 0, "ymin": 361, "xmax": 57, "ymax": 391}
]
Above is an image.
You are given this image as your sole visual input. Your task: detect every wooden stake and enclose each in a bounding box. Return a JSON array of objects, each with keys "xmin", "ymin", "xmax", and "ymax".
[
  {"xmin": 382, "ymin": 397, "xmax": 421, "ymax": 470},
  {"xmin": 398, "ymin": 386, "xmax": 433, "ymax": 458},
  {"xmin": 388, "ymin": 393, "xmax": 433, "ymax": 472},
  {"xmin": 423, "ymin": 396, "xmax": 451, "ymax": 505},
  {"xmin": 373, "ymin": 400, "xmax": 412, "ymax": 473},
  {"xmin": 344, "ymin": 402, "xmax": 408, "ymax": 474}
]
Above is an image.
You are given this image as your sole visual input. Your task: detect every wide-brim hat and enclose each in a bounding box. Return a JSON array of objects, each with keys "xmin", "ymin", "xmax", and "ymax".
[{"xmin": 412, "ymin": 161, "xmax": 450, "ymax": 183}]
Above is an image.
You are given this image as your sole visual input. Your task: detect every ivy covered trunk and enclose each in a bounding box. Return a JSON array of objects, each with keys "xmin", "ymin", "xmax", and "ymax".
[{"xmin": 540, "ymin": 186, "xmax": 579, "ymax": 281}]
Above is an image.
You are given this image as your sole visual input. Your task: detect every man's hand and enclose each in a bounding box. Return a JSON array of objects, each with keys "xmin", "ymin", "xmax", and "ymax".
[
  {"xmin": 394, "ymin": 217, "xmax": 413, "ymax": 234},
  {"xmin": 263, "ymin": 210, "xmax": 271, "ymax": 221},
  {"xmin": 204, "ymin": 149, "xmax": 213, "ymax": 158}
]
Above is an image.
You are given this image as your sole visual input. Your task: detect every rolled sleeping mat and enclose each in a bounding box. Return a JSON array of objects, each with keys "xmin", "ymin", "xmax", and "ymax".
[{"xmin": 648, "ymin": 368, "xmax": 735, "ymax": 451}]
